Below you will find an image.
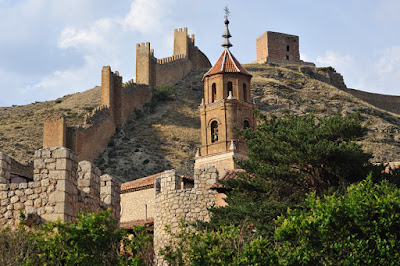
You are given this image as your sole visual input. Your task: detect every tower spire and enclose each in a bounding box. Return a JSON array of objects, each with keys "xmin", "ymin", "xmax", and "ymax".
[{"xmin": 221, "ymin": 6, "xmax": 232, "ymax": 49}]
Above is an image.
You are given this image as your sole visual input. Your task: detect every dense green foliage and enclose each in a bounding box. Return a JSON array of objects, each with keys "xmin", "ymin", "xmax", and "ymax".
[
  {"xmin": 209, "ymin": 111, "xmax": 374, "ymax": 236},
  {"xmin": 0, "ymin": 211, "xmax": 153, "ymax": 265},
  {"xmin": 161, "ymin": 224, "xmax": 277, "ymax": 265},
  {"xmin": 162, "ymin": 177, "xmax": 400, "ymax": 265},
  {"xmin": 275, "ymin": 175, "xmax": 400, "ymax": 265}
]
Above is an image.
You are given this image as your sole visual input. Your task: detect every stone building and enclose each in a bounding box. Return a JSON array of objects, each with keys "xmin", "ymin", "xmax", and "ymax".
[{"xmin": 256, "ymin": 31, "xmax": 314, "ymax": 66}]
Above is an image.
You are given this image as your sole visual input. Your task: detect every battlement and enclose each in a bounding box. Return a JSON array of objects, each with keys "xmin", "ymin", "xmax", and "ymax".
[
  {"xmin": 136, "ymin": 27, "xmax": 211, "ymax": 88},
  {"xmin": 83, "ymin": 105, "xmax": 111, "ymax": 125},
  {"xmin": 156, "ymin": 54, "xmax": 187, "ymax": 64},
  {"xmin": 0, "ymin": 147, "xmax": 120, "ymax": 228}
]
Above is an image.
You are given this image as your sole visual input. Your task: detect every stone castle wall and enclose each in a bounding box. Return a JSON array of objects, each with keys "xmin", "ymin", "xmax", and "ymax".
[
  {"xmin": 0, "ymin": 147, "xmax": 120, "ymax": 228},
  {"xmin": 136, "ymin": 28, "xmax": 211, "ymax": 88},
  {"xmin": 43, "ymin": 68, "xmax": 152, "ymax": 163},
  {"xmin": 153, "ymin": 167, "xmax": 219, "ymax": 265}
]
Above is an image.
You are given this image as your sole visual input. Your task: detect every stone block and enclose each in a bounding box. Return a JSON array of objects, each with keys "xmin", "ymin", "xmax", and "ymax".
[
  {"xmin": 25, "ymin": 199, "xmax": 33, "ymax": 206},
  {"xmin": 50, "ymin": 170, "xmax": 69, "ymax": 180},
  {"xmin": 18, "ymin": 183, "xmax": 28, "ymax": 189},
  {"xmin": 56, "ymin": 180, "xmax": 76, "ymax": 193},
  {"xmin": 10, "ymin": 195, "xmax": 19, "ymax": 204},
  {"xmin": 14, "ymin": 203, "xmax": 24, "ymax": 210},
  {"xmin": 49, "ymin": 191, "xmax": 66, "ymax": 203},
  {"xmin": 34, "ymin": 159, "xmax": 45, "ymax": 169},
  {"xmin": 53, "ymin": 148, "xmax": 70, "ymax": 159},
  {"xmin": 56, "ymin": 158, "xmax": 73, "ymax": 170}
]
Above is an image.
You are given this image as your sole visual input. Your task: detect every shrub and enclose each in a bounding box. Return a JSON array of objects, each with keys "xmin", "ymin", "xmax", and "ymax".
[{"xmin": 152, "ymin": 84, "xmax": 176, "ymax": 102}]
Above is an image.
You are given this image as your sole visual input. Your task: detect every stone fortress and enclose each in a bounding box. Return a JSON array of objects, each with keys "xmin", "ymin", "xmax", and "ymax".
[{"xmin": 1, "ymin": 13, "xmax": 399, "ymax": 266}]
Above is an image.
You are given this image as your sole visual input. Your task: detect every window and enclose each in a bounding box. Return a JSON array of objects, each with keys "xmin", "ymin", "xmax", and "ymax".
[
  {"xmin": 212, "ymin": 83, "xmax": 216, "ymax": 102},
  {"xmin": 286, "ymin": 45, "xmax": 290, "ymax": 52},
  {"xmin": 286, "ymin": 55, "xmax": 289, "ymax": 60},
  {"xmin": 244, "ymin": 120, "xmax": 250, "ymax": 129},
  {"xmin": 243, "ymin": 83, "xmax": 247, "ymax": 102},
  {"xmin": 227, "ymin": 81, "xmax": 233, "ymax": 98},
  {"xmin": 211, "ymin": 121, "xmax": 218, "ymax": 142}
]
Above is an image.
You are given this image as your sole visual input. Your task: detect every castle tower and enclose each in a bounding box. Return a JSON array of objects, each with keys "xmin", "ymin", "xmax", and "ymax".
[{"xmin": 194, "ymin": 16, "xmax": 257, "ymax": 175}]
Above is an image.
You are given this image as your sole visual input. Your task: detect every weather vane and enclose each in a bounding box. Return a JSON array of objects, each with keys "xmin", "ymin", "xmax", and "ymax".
[{"xmin": 224, "ymin": 6, "xmax": 230, "ymax": 21}]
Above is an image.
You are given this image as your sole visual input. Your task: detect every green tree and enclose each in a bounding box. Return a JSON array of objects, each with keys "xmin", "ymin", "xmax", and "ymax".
[
  {"xmin": 26, "ymin": 210, "xmax": 152, "ymax": 265},
  {"xmin": 275, "ymin": 174, "xmax": 400, "ymax": 265},
  {"xmin": 209, "ymin": 111, "xmax": 373, "ymax": 237},
  {"xmin": 161, "ymin": 223, "xmax": 277, "ymax": 265}
]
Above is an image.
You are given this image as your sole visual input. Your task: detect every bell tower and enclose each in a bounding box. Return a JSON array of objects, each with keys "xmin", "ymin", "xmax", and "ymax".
[{"xmin": 194, "ymin": 13, "xmax": 257, "ymax": 175}]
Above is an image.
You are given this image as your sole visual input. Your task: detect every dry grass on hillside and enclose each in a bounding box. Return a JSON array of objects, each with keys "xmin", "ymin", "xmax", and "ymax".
[{"xmin": 0, "ymin": 86, "xmax": 100, "ymax": 163}]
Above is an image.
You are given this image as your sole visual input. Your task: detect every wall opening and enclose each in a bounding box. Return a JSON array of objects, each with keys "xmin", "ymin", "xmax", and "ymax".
[
  {"xmin": 212, "ymin": 83, "xmax": 216, "ymax": 102},
  {"xmin": 244, "ymin": 120, "xmax": 250, "ymax": 129},
  {"xmin": 227, "ymin": 81, "xmax": 233, "ymax": 98},
  {"xmin": 211, "ymin": 121, "xmax": 219, "ymax": 143},
  {"xmin": 287, "ymin": 45, "xmax": 290, "ymax": 52},
  {"xmin": 286, "ymin": 55, "xmax": 289, "ymax": 60}
]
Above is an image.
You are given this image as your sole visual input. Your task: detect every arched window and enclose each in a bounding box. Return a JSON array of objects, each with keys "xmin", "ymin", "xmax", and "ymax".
[
  {"xmin": 227, "ymin": 81, "xmax": 233, "ymax": 98},
  {"xmin": 243, "ymin": 83, "xmax": 247, "ymax": 102},
  {"xmin": 243, "ymin": 120, "xmax": 250, "ymax": 129},
  {"xmin": 211, "ymin": 121, "xmax": 218, "ymax": 142},
  {"xmin": 212, "ymin": 83, "xmax": 216, "ymax": 102}
]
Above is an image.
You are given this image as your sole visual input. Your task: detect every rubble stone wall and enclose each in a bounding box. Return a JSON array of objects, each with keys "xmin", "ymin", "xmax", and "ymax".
[
  {"xmin": 154, "ymin": 167, "xmax": 218, "ymax": 265},
  {"xmin": 0, "ymin": 147, "xmax": 120, "ymax": 228}
]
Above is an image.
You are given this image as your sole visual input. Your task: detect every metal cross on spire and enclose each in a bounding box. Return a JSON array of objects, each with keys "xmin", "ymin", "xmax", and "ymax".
[
  {"xmin": 224, "ymin": 6, "xmax": 230, "ymax": 21},
  {"xmin": 221, "ymin": 6, "xmax": 232, "ymax": 49}
]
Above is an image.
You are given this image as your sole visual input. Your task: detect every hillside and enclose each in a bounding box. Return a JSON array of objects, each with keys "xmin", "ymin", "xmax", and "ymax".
[
  {"xmin": 0, "ymin": 87, "xmax": 101, "ymax": 163},
  {"xmin": 0, "ymin": 64, "xmax": 399, "ymax": 182}
]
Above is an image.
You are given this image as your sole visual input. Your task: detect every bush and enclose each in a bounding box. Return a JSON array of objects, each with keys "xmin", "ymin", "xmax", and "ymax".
[
  {"xmin": 275, "ymin": 174, "xmax": 400, "ymax": 265},
  {"xmin": 152, "ymin": 84, "xmax": 176, "ymax": 102},
  {"xmin": 160, "ymin": 223, "xmax": 277, "ymax": 265}
]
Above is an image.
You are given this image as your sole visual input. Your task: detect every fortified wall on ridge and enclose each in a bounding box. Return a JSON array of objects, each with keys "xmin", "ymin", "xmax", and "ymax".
[
  {"xmin": 136, "ymin": 27, "xmax": 211, "ymax": 87},
  {"xmin": 42, "ymin": 27, "xmax": 211, "ymax": 164}
]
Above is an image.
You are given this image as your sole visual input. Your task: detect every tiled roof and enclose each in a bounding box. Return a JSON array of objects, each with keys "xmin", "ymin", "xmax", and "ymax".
[
  {"xmin": 121, "ymin": 173, "xmax": 162, "ymax": 193},
  {"xmin": 121, "ymin": 172, "xmax": 194, "ymax": 193},
  {"xmin": 210, "ymin": 169, "xmax": 246, "ymax": 189},
  {"xmin": 204, "ymin": 48, "xmax": 252, "ymax": 78}
]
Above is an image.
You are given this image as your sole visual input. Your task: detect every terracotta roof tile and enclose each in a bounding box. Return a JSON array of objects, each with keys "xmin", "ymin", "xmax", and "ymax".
[
  {"xmin": 121, "ymin": 173, "xmax": 162, "ymax": 193},
  {"xmin": 204, "ymin": 49, "xmax": 252, "ymax": 78}
]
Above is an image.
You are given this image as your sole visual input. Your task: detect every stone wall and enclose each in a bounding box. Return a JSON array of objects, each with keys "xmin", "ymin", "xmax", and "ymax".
[
  {"xmin": 153, "ymin": 167, "xmax": 219, "ymax": 265},
  {"xmin": 0, "ymin": 147, "xmax": 120, "ymax": 228},
  {"xmin": 136, "ymin": 27, "xmax": 211, "ymax": 88},
  {"xmin": 120, "ymin": 187, "xmax": 154, "ymax": 223},
  {"xmin": 43, "ymin": 67, "xmax": 152, "ymax": 163}
]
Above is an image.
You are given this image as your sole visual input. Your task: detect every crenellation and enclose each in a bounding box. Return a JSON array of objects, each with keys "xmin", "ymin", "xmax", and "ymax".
[{"xmin": 0, "ymin": 147, "xmax": 120, "ymax": 228}]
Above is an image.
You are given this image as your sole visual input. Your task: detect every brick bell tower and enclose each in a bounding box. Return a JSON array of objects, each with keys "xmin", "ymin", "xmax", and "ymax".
[{"xmin": 194, "ymin": 14, "xmax": 257, "ymax": 175}]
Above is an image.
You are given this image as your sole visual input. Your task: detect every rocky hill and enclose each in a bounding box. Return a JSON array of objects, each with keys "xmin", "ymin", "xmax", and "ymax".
[{"xmin": 0, "ymin": 64, "xmax": 399, "ymax": 182}]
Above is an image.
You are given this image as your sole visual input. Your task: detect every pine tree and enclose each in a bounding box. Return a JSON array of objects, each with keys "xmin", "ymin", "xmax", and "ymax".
[{"xmin": 209, "ymin": 111, "xmax": 373, "ymax": 237}]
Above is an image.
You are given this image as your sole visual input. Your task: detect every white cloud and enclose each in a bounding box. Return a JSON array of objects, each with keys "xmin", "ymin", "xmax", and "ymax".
[
  {"xmin": 13, "ymin": 0, "xmax": 177, "ymax": 106},
  {"xmin": 316, "ymin": 50, "xmax": 355, "ymax": 71},
  {"xmin": 124, "ymin": 0, "xmax": 172, "ymax": 34}
]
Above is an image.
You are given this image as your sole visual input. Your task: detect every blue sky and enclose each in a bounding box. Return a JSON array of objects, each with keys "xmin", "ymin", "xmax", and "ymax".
[{"xmin": 0, "ymin": 0, "xmax": 399, "ymax": 107}]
